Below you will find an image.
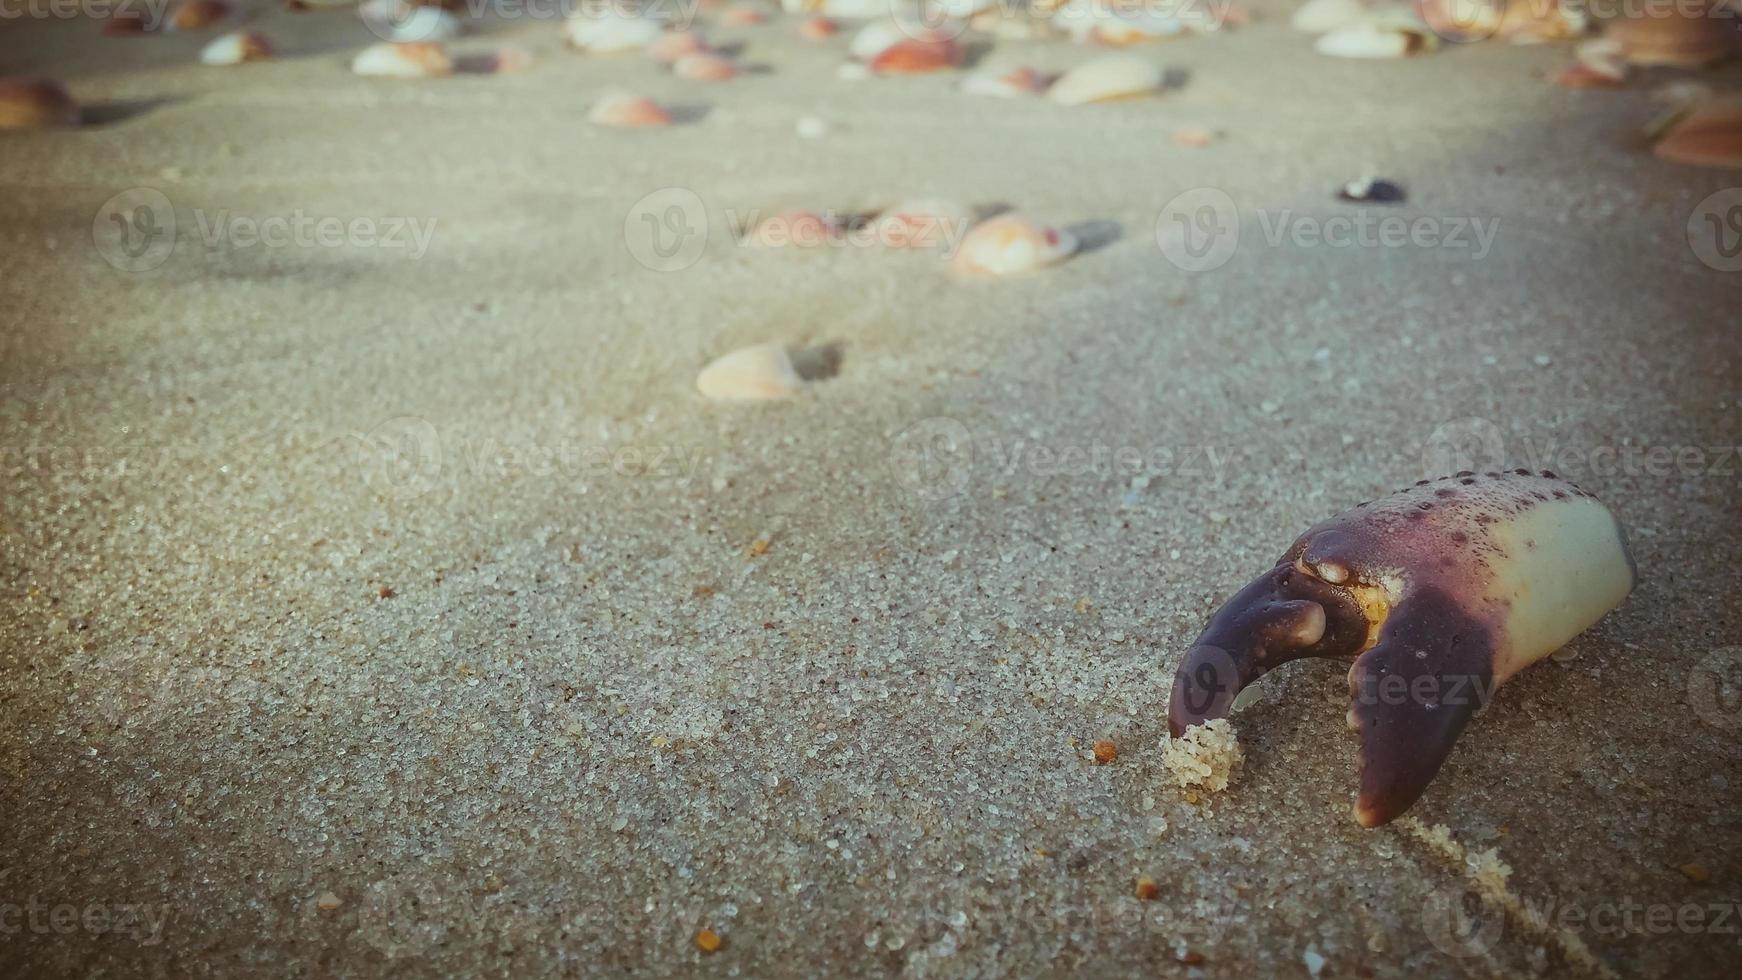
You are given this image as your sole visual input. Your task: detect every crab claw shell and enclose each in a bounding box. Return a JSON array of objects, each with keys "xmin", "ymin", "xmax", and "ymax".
[
  {"xmin": 352, "ymin": 41, "xmax": 454, "ymax": 78},
  {"xmin": 1654, "ymin": 96, "xmax": 1742, "ymax": 168},
  {"xmin": 588, "ymin": 92, "xmax": 673, "ymax": 127},
  {"xmin": 950, "ymin": 214, "xmax": 1077, "ymax": 276},
  {"xmin": 1168, "ymin": 470, "xmax": 1635, "ymax": 827},
  {"xmin": 0, "ymin": 78, "xmax": 80, "ymax": 129},
  {"xmin": 200, "ymin": 31, "xmax": 274, "ymax": 66}
]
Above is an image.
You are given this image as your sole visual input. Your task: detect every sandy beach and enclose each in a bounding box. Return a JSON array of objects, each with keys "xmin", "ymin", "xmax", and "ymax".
[{"xmin": 2, "ymin": 1, "xmax": 1741, "ymax": 976}]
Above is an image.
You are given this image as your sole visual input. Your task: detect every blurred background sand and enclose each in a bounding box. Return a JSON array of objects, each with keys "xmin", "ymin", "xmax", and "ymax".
[{"xmin": 2, "ymin": 3, "xmax": 1741, "ymax": 976}]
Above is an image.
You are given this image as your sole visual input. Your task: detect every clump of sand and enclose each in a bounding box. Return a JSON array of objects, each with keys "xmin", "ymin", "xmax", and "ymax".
[{"xmin": 1161, "ymin": 719, "xmax": 1244, "ymax": 793}]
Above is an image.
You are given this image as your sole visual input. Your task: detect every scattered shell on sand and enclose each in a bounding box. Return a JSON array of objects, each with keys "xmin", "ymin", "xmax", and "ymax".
[
  {"xmin": 1172, "ymin": 125, "xmax": 1217, "ymax": 147},
  {"xmin": 847, "ymin": 21, "xmax": 907, "ymax": 60},
  {"xmin": 1555, "ymin": 37, "xmax": 1626, "ymax": 88},
  {"xmin": 1291, "ymin": 0, "xmax": 1371, "ymax": 33},
  {"xmin": 588, "ymin": 91, "xmax": 673, "ymax": 127},
  {"xmin": 741, "ymin": 210, "xmax": 840, "ymax": 248},
  {"xmin": 352, "ymin": 41, "xmax": 453, "ymax": 78},
  {"xmin": 674, "ymin": 52, "xmax": 738, "ymax": 81},
  {"xmin": 798, "ymin": 16, "xmax": 838, "ymax": 40},
  {"xmin": 1605, "ymin": 6, "xmax": 1738, "ymax": 68},
  {"xmin": 647, "ymin": 29, "xmax": 708, "ymax": 63},
  {"xmin": 199, "ymin": 31, "xmax": 273, "ymax": 65},
  {"xmin": 1315, "ymin": 10, "xmax": 1437, "ymax": 59},
  {"xmin": 961, "ymin": 65, "xmax": 1051, "ymax": 98},
  {"xmin": 1654, "ymin": 96, "xmax": 1742, "ymax": 169},
  {"xmin": 1045, "ymin": 54, "xmax": 1162, "ymax": 105},
  {"xmin": 565, "ymin": 12, "xmax": 664, "ymax": 53},
  {"xmin": 1338, "ymin": 175, "xmax": 1406, "ymax": 202},
  {"xmin": 720, "ymin": 3, "xmax": 767, "ymax": 25},
  {"xmin": 871, "ymin": 200, "xmax": 973, "ymax": 249},
  {"xmin": 696, "ymin": 343, "xmax": 804, "ymax": 402},
  {"xmin": 0, "ymin": 78, "xmax": 80, "ymax": 129},
  {"xmin": 869, "ymin": 37, "xmax": 964, "ymax": 75},
  {"xmin": 170, "ymin": 0, "xmax": 232, "ymax": 31},
  {"xmin": 950, "ymin": 213, "xmax": 1078, "ymax": 276}
]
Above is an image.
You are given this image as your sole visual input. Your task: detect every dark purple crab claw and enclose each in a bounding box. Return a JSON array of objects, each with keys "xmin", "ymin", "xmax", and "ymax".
[{"xmin": 1166, "ymin": 471, "xmax": 1636, "ymax": 827}]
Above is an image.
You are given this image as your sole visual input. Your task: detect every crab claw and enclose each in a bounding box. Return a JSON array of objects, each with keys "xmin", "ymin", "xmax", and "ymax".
[{"xmin": 1167, "ymin": 470, "xmax": 1635, "ymax": 827}]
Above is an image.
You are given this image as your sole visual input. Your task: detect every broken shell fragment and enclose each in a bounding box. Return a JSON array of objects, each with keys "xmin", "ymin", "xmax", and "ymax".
[
  {"xmin": 674, "ymin": 52, "xmax": 738, "ymax": 81},
  {"xmin": 1654, "ymin": 96, "xmax": 1742, "ymax": 169},
  {"xmin": 170, "ymin": 0, "xmax": 232, "ymax": 30},
  {"xmin": 647, "ymin": 29, "xmax": 709, "ymax": 63},
  {"xmin": 352, "ymin": 41, "xmax": 454, "ymax": 78},
  {"xmin": 0, "ymin": 78, "xmax": 80, "ymax": 129},
  {"xmin": 1605, "ymin": 6, "xmax": 1738, "ymax": 69},
  {"xmin": 868, "ymin": 37, "xmax": 964, "ymax": 75},
  {"xmin": 565, "ymin": 12, "xmax": 664, "ymax": 53},
  {"xmin": 961, "ymin": 65, "xmax": 1050, "ymax": 98},
  {"xmin": 200, "ymin": 31, "xmax": 274, "ymax": 65},
  {"xmin": 1167, "ymin": 471, "xmax": 1635, "ymax": 827},
  {"xmin": 696, "ymin": 343, "xmax": 804, "ymax": 401},
  {"xmin": 588, "ymin": 92, "xmax": 673, "ymax": 127},
  {"xmin": 1045, "ymin": 54, "xmax": 1162, "ymax": 106},
  {"xmin": 950, "ymin": 213, "xmax": 1077, "ymax": 276},
  {"xmin": 741, "ymin": 210, "xmax": 839, "ymax": 248}
]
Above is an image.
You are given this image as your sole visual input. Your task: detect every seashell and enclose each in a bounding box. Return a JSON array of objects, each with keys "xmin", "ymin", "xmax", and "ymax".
[
  {"xmin": 1338, "ymin": 175, "xmax": 1405, "ymax": 202},
  {"xmin": 696, "ymin": 343, "xmax": 804, "ymax": 401},
  {"xmin": 1315, "ymin": 11, "xmax": 1437, "ymax": 59},
  {"xmin": 647, "ymin": 30, "xmax": 709, "ymax": 63},
  {"xmin": 565, "ymin": 12, "xmax": 663, "ymax": 53},
  {"xmin": 950, "ymin": 214, "xmax": 1078, "ymax": 276},
  {"xmin": 1090, "ymin": 11, "xmax": 1188, "ymax": 46},
  {"xmin": 170, "ymin": 0, "xmax": 232, "ymax": 31},
  {"xmin": 102, "ymin": 12, "xmax": 153, "ymax": 35},
  {"xmin": 674, "ymin": 52, "xmax": 738, "ymax": 80},
  {"xmin": 869, "ymin": 37, "xmax": 964, "ymax": 75},
  {"xmin": 720, "ymin": 3, "xmax": 767, "ymax": 25},
  {"xmin": 1292, "ymin": 0, "xmax": 1370, "ymax": 33},
  {"xmin": 1654, "ymin": 96, "xmax": 1742, "ymax": 168},
  {"xmin": 1171, "ymin": 125, "xmax": 1217, "ymax": 147},
  {"xmin": 200, "ymin": 31, "xmax": 273, "ymax": 65},
  {"xmin": 961, "ymin": 65, "xmax": 1051, "ymax": 98},
  {"xmin": 352, "ymin": 41, "xmax": 453, "ymax": 78},
  {"xmin": 1605, "ymin": 6, "xmax": 1738, "ymax": 68},
  {"xmin": 871, "ymin": 199, "xmax": 973, "ymax": 249},
  {"xmin": 798, "ymin": 16, "xmax": 838, "ymax": 40},
  {"xmin": 1554, "ymin": 37, "xmax": 1625, "ymax": 88},
  {"xmin": 588, "ymin": 91, "xmax": 673, "ymax": 127},
  {"xmin": 1045, "ymin": 54, "xmax": 1162, "ymax": 105},
  {"xmin": 0, "ymin": 78, "xmax": 80, "ymax": 129},
  {"xmin": 848, "ymin": 21, "xmax": 907, "ymax": 60},
  {"xmin": 742, "ymin": 210, "xmax": 839, "ymax": 248}
]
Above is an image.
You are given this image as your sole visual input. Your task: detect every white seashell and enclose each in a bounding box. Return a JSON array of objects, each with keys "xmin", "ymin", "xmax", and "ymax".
[
  {"xmin": 565, "ymin": 13, "xmax": 663, "ymax": 53},
  {"xmin": 1290, "ymin": 0, "xmax": 1370, "ymax": 34},
  {"xmin": 351, "ymin": 41, "xmax": 453, "ymax": 78},
  {"xmin": 199, "ymin": 31, "xmax": 272, "ymax": 65},
  {"xmin": 1314, "ymin": 12, "xmax": 1437, "ymax": 59},
  {"xmin": 951, "ymin": 214, "xmax": 1078, "ymax": 276},
  {"xmin": 848, "ymin": 21, "xmax": 906, "ymax": 61},
  {"xmin": 1045, "ymin": 54, "xmax": 1162, "ymax": 106},
  {"xmin": 391, "ymin": 6, "xmax": 460, "ymax": 42},
  {"xmin": 696, "ymin": 344, "xmax": 804, "ymax": 402}
]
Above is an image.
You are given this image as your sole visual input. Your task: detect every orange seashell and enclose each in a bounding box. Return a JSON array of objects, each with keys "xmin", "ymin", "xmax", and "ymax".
[
  {"xmin": 798, "ymin": 16, "xmax": 838, "ymax": 40},
  {"xmin": 1605, "ymin": 6, "xmax": 1738, "ymax": 68},
  {"xmin": 951, "ymin": 214, "xmax": 1077, "ymax": 277},
  {"xmin": 171, "ymin": 0, "xmax": 232, "ymax": 31},
  {"xmin": 720, "ymin": 3, "xmax": 767, "ymax": 25},
  {"xmin": 1654, "ymin": 97, "xmax": 1742, "ymax": 168},
  {"xmin": 868, "ymin": 38, "xmax": 963, "ymax": 75},
  {"xmin": 647, "ymin": 30, "xmax": 709, "ymax": 63},
  {"xmin": 0, "ymin": 77, "xmax": 80, "ymax": 129},
  {"xmin": 742, "ymin": 210, "xmax": 838, "ymax": 248},
  {"xmin": 588, "ymin": 92, "xmax": 673, "ymax": 127},
  {"xmin": 673, "ymin": 52, "xmax": 738, "ymax": 81}
]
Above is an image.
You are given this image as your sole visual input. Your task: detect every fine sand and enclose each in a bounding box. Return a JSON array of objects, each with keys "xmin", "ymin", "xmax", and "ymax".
[{"xmin": 2, "ymin": 3, "xmax": 1741, "ymax": 977}]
